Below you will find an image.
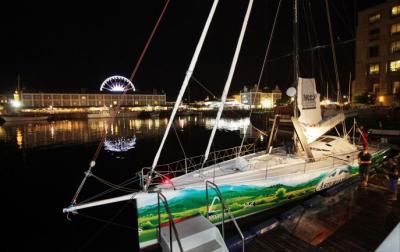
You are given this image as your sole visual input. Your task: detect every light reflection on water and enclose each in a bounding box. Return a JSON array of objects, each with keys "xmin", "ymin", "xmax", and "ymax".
[{"xmin": 0, "ymin": 116, "xmax": 254, "ymax": 149}]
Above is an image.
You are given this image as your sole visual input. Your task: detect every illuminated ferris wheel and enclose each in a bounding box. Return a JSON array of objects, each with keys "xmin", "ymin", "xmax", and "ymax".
[{"xmin": 100, "ymin": 75, "xmax": 136, "ymax": 92}]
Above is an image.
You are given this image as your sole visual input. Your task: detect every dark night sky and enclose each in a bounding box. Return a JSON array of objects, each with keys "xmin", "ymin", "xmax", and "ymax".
[{"xmin": 0, "ymin": 0, "xmax": 387, "ymax": 100}]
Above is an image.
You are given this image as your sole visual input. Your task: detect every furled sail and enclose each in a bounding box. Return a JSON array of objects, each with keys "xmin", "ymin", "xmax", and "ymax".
[
  {"xmin": 295, "ymin": 77, "xmax": 345, "ymax": 144},
  {"xmin": 296, "ymin": 78, "xmax": 322, "ymax": 126}
]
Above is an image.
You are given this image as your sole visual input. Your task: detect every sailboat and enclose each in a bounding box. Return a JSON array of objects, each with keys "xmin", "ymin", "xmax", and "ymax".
[{"xmin": 63, "ymin": 1, "xmax": 390, "ymax": 251}]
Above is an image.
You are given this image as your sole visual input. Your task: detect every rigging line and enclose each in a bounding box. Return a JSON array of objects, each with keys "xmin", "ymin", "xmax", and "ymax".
[
  {"xmin": 307, "ymin": 0, "xmax": 325, "ymax": 93},
  {"xmin": 329, "ymin": 0, "xmax": 354, "ymax": 37},
  {"xmin": 310, "ymin": 0, "xmax": 335, "ymax": 97},
  {"xmin": 263, "ymin": 39, "xmax": 355, "ymax": 64},
  {"xmin": 145, "ymin": 0, "xmax": 220, "ymax": 191},
  {"xmin": 77, "ymin": 196, "xmax": 135, "ymax": 251},
  {"xmin": 325, "ymin": 0, "xmax": 341, "ymax": 103},
  {"xmin": 308, "ymin": 0, "xmax": 326, "ymax": 93},
  {"xmin": 76, "ymin": 212, "xmax": 138, "ymax": 231},
  {"xmin": 191, "ymin": 75, "xmax": 218, "ymax": 99},
  {"xmin": 251, "ymin": 124, "xmax": 268, "ymax": 136},
  {"xmin": 129, "ymin": 0, "xmax": 170, "ymax": 81},
  {"xmin": 172, "ymin": 122, "xmax": 187, "ymax": 161},
  {"xmin": 79, "ymin": 177, "xmax": 140, "ymax": 204},
  {"xmin": 70, "ymin": 0, "xmax": 171, "ymax": 205},
  {"xmin": 239, "ymin": 0, "xmax": 282, "ymax": 154},
  {"xmin": 302, "ymin": 0, "xmax": 314, "ymax": 76},
  {"xmin": 202, "ymin": 0, "xmax": 254, "ymax": 166},
  {"xmin": 91, "ymin": 174, "xmax": 140, "ymax": 193}
]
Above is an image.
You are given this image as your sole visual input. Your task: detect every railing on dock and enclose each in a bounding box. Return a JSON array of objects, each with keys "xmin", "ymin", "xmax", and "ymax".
[
  {"xmin": 205, "ymin": 180, "xmax": 245, "ymax": 252},
  {"xmin": 157, "ymin": 191, "xmax": 184, "ymax": 252}
]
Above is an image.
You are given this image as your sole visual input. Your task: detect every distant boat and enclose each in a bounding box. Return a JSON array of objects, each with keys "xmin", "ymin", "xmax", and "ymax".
[
  {"xmin": 1, "ymin": 115, "xmax": 49, "ymax": 122},
  {"xmin": 87, "ymin": 111, "xmax": 138, "ymax": 119},
  {"xmin": 150, "ymin": 112, "xmax": 160, "ymax": 119},
  {"xmin": 137, "ymin": 111, "xmax": 160, "ymax": 119}
]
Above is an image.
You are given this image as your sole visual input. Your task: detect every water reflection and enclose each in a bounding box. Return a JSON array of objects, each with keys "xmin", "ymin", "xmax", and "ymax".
[
  {"xmin": 104, "ymin": 136, "xmax": 137, "ymax": 152},
  {"xmin": 0, "ymin": 116, "xmax": 253, "ymax": 149}
]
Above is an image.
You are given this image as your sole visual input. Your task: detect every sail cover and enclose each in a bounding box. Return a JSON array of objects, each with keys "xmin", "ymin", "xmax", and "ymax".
[{"xmin": 297, "ymin": 78, "xmax": 322, "ymax": 126}]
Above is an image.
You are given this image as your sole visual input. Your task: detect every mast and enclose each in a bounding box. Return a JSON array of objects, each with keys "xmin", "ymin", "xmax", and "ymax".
[
  {"xmin": 325, "ymin": 0, "xmax": 341, "ymax": 103},
  {"xmin": 144, "ymin": 0, "xmax": 220, "ymax": 191},
  {"xmin": 348, "ymin": 72, "xmax": 351, "ymax": 103},
  {"xmin": 293, "ymin": 0, "xmax": 299, "ymax": 152},
  {"xmin": 17, "ymin": 74, "xmax": 21, "ymax": 92},
  {"xmin": 202, "ymin": 0, "xmax": 254, "ymax": 165},
  {"xmin": 293, "ymin": 0, "xmax": 299, "ymax": 118},
  {"xmin": 326, "ymin": 81, "xmax": 329, "ymax": 100}
]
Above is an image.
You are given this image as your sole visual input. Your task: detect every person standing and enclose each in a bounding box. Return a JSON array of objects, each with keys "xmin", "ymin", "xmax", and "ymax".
[
  {"xmin": 387, "ymin": 158, "xmax": 399, "ymax": 201},
  {"xmin": 358, "ymin": 147, "xmax": 372, "ymax": 187}
]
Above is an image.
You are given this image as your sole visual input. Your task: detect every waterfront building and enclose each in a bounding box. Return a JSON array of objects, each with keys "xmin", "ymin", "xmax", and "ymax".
[
  {"xmin": 240, "ymin": 85, "xmax": 282, "ymax": 109},
  {"xmin": 18, "ymin": 92, "xmax": 166, "ymax": 108},
  {"xmin": 354, "ymin": 0, "xmax": 400, "ymax": 106},
  {"xmin": 0, "ymin": 94, "xmax": 8, "ymax": 105}
]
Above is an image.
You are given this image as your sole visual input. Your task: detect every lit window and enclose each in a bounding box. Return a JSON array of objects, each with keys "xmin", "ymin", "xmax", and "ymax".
[
  {"xmin": 393, "ymin": 81, "xmax": 400, "ymax": 94},
  {"xmin": 391, "ymin": 23, "xmax": 400, "ymax": 35},
  {"xmin": 392, "ymin": 5, "xmax": 400, "ymax": 16},
  {"xmin": 390, "ymin": 60, "xmax": 400, "ymax": 71},
  {"xmin": 369, "ymin": 13, "xmax": 381, "ymax": 23},
  {"xmin": 369, "ymin": 63, "xmax": 380, "ymax": 74},
  {"xmin": 391, "ymin": 41, "xmax": 400, "ymax": 53}
]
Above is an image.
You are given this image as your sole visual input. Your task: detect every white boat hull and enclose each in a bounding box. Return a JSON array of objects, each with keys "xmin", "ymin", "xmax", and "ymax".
[{"xmin": 1, "ymin": 116, "xmax": 49, "ymax": 122}]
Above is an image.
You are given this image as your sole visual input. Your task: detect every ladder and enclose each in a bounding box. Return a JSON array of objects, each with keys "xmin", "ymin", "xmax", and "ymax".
[{"xmin": 157, "ymin": 190, "xmax": 228, "ymax": 252}]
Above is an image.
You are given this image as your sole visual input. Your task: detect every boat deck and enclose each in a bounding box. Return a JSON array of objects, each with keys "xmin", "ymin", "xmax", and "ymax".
[
  {"xmin": 247, "ymin": 175, "xmax": 400, "ymax": 251},
  {"xmin": 159, "ymin": 148, "xmax": 360, "ymax": 190}
]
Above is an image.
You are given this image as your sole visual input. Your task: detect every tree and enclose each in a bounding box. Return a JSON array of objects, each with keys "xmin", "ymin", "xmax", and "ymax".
[
  {"xmin": 275, "ymin": 188, "xmax": 287, "ymax": 200},
  {"xmin": 354, "ymin": 92, "xmax": 375, "ymax": 104},
  {"xmin": 275, "ymin": 96, "xmax": 290, "ymax": 106}
]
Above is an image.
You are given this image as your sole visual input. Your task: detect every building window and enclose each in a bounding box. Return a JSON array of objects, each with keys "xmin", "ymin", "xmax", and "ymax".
[
  {"xmin": 393, "ymin": 81, "xmax": 400, "ymax": 94},
  {"xmin": 392, "ymin": 5, "xmax": 400, "ymax": 16},
  {"xmin": 391, "ymin": 41, "xmax": 400, "ymax": 53},
  {"xmin": 369, "ymin": 46, "xmax": 379, "ymax": 57},
  {"xmin": 390, "ymin": 60, "xmax": 400, "ymax": 71},
  {"xmin": 369, "ymin": 28, "xmax": 380, "ymax": 36},
  {"xmin": 369, "ymin": 13, "xmax": 381, "ymax": 23},
  {"xmin": 373, "ymin": 83, "xmax": 380, "ymax": 94},
  {"xmin": 391, "ymin": 23, "xmax": 400, "ymax": 35},
  {"xmin": 369, "ymin": 63, "xmax": 380, "ymax": 74}
]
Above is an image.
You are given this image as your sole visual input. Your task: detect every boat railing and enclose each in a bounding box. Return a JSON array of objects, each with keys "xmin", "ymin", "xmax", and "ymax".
[
  {"xmin": 140, "ymin": 143, "xmax": 261, "ymax": 187},
  {"xmin": 205, "ymin": 180, "xmax": 244, "ymax": 252},
  {"xmin": 301, "ymin": 150, "xmax": 361, "ymax": 175},
  {"xmin": 261, "ymin": 150, "xmax": 360, "ymax": 180},
  {"xmin": 157, "ymin": 190, "xmax": 184, "ymax": 252}
]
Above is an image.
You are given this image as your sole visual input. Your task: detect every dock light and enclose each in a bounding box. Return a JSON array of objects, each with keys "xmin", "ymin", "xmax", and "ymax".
[{"xmin": 11, "ymin": 100, "xmax": 22, "ymax": 108}]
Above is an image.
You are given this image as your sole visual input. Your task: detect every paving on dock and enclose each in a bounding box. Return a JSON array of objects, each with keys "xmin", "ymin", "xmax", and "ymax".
[{"xmin": 247, "ymin": 176, "xmax": 400, "ymax": 252}]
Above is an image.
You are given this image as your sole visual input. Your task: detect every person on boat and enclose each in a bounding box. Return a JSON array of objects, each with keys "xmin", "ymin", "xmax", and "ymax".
[
  {"xmin": 284, "ymin": 138, "xmax": 294, "ymax": 156},
  {"xmin": 386, "ymin": 157, "xmax": 399, "ymax": 201},
  {"xmin": 358, "ymin": 147, "xmax": 372, "ymax": 187}
]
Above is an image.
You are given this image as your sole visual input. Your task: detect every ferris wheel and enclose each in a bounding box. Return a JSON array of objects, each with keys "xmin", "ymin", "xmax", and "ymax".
[{"xmin": 100, "ymin": 75, "xmax": 136, "ymax": 92}]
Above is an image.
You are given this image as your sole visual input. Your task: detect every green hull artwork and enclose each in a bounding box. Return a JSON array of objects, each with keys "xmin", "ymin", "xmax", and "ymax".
[{"xmin": 136, "ymin": 149, "xmax": 389, "ymax": 248}]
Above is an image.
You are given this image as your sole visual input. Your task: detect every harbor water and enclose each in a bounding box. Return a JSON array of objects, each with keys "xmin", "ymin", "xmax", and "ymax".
[{"xmin": 1, "ymin": 116, "xmax": 258, "ymax": 251}]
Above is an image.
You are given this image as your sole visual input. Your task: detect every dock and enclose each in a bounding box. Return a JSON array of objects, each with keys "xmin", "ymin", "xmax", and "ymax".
[{"xmin": 246, "ymin": 176, "xmax": 400, "ymax": 252}]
